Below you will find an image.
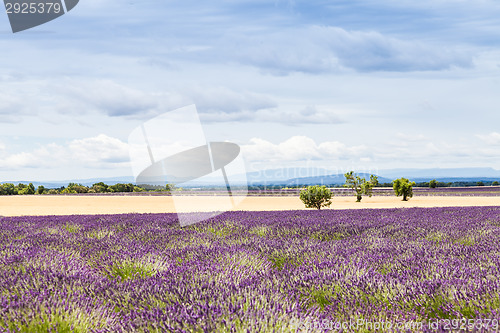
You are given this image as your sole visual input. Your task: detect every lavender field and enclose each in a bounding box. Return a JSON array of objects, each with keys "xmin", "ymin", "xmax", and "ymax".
[{"xmin": 1, "ymin": 207, "xmax": 500, "ymax": 332}]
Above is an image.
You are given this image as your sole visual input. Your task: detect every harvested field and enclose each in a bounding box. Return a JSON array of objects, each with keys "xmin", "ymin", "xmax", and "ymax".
[{"xmin": 1, "ymin": 194, "xmax": 499, "ymax": 216}]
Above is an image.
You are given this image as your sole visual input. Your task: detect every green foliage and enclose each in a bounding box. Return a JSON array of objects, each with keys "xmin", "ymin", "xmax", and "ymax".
[
  {"xmin": 392, "ymin": 178, "xmax": 416, "ymax": 201},
  {"xmin": 309, "ymin": 231, "xmax": 344, "ymax": 242},
  {"xmin": 109, "ymin": 183, "xmax": 135, "ymax": 193},
  {"xmin": 1, "ymin": 181, "xmax": 173, "ymax": 196},
  {"xmin": 60, "ymin": 183, "xmax": 89, "ymax": 194},
  {"xmin": 477, "ymin": 181, "xmax": 485, "ymax": 186},
  {"xmin": 4, "ymin": 312, "xmax": 94, "ymax": 333},
  {"xmin": 309, "ymin": 288, "xmax": 334, "ymax": 310},
  {"xmin": 493, "ymin": 181, "xmax": 499, "ymax": 186},
  {"xmin": 267, "ymin": 253, "xmax": 302, "ymax": 270},
  {"xmin": 36, "ymin": 185, "xmax": 46, "ymax": 195},
  {"xmin": 133, "ymin": 186, "xmax": 145, "ymax": 192},
  {"xmin": 91, "ymin": 182, "xmax": 109, "ymax": 193},
  {"xmin": 64, "ymin": 224, "xmax": 82, "ymax": 233},
  {"xmin": 13, "ymin": 183, "xmax": 34, "ymax": 195},
  {"xmin": 0, "ymin": 183, "xmax": 17, "ymax": 195},
  {"xmin": 27, "ymin": 183, "xmax": 35, "ymax": 194},
  {"xmin": 136, "ymin": 183, "xmax": 173, "ymax": 192},
  {"xmin": 344, "ymin": 171, "xmax": 378, "ymax": 202},
  {"xmin": 429, "ymin": 179, "xmax": 437, "ymax": 188},
  {"xmin": 300, "ymin": 286, "xmax": 341, "ymax": 311},
  {"xmin": 69, "ymin": 183, "xmax": 89, "ymax": 193},
  {"xmin": 299, "ymin": 185, "xmax": 333, "ymax": 210},
  {"xmin": 109, "ymin": 262, "xmax": 155, "ymax": 281}
]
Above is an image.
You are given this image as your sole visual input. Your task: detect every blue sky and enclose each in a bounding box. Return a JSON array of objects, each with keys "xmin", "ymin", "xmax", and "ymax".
[{"xmin": 1, "ymin": 0, "xmax": 500, "ymax": 181}]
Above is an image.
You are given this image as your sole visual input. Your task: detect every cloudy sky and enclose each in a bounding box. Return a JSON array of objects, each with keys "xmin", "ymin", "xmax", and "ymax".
[{"xmin": 1, "ymin": 0, "xmax": 500, "ymax": 181}]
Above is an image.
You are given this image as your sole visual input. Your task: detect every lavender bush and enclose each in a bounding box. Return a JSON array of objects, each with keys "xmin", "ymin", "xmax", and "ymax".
[{"xmin": 1, "ymin": 207, "xmax": 499, "ymax": 332}]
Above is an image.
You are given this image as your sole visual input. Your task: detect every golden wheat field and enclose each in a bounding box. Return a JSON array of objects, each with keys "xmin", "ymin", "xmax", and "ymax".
[{"xmin": 0, "ymin": 195, "xmax": 499, "ymax": 216}]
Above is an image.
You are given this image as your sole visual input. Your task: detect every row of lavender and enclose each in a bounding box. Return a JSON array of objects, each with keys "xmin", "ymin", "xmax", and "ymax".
[{"xmin": 1, "ymin": 207, "xmax": 500, "ymax": 332}]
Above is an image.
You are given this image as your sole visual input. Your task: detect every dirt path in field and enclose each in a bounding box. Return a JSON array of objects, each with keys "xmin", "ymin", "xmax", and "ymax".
[{"xmin": 0, "ymin": 195, "xmax": 499, "ymax": 216}]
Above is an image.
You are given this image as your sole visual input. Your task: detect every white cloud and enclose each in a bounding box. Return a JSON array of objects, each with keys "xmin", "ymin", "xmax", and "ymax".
[
  {"xmin": 68, "ymin": 134, "xmax": 130, "ymax": 164},
  {"xmin": 395, "ymin": 133, "xmax": 428, "ymax": 142},
  {"xmin": 200, "ymin": 104, "xmax": 346, "ymax": 124},
  {"xmin": 239, "ymin": 133, "xmax": 500, "ymax": 170},
  {"xmin": 242, "ymin": 136, "xmax": 369, "ymax": 163},
  {"xmin": 181, "ymin": 85, "xmax": 277, "ymax": 115},
  {"xmin": 229, "ymin": 25, "xmax": 472, "ymax": 74},
  {"xmin": 0, "ymin": 135, "xmax": 129, "ymax": 170},
  {"xmin": 52, "ymin": 79, "xmax": 161, "ymax": 117},
  {"xmin": 0, "ymin": 143, "xmax": 66, "ymax": 169},
  {"xmin": 477, "ymin": 132, "xmax": 500, "ymax": 145},
  {"xmin": 1, "ymin": 75, "xmax": 348, "ymax": 125},
  {"xmin": 0, "ymin": 74, "xmax": 284, "ymax": 121},
  {"xmin": 0, "ymin": 86, "xmax": 34, "ymax": 123}
]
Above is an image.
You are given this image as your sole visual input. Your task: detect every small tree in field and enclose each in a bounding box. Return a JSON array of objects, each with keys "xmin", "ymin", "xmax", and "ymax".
[
  {"xmin": 344, "ymin": 171, "xmax": 378, "ymax": 202},
  {"xmin": 429, "ymin": 179, "xmax": 437, "ymax": 188},
  {"xmin": 300, "ymin": 185, "xmax": 333, "ymax": 210},
  {"xmin": 392, "ymin": 178, "xmax": 416, "ymax": 201}
]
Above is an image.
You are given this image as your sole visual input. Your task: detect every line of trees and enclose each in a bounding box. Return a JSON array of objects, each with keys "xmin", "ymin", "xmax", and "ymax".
[{"xmin": 0, "ymin": 182, "xmax": 173, "ymax": 195}]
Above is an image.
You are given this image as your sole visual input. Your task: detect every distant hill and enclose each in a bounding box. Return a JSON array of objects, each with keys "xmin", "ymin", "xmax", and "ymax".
[
  {"xmin": 411, "ymin": 177, "xmax": 500, "ymax": 183},
  {"xmin": 284, "ymin": 173, "xmax": 393, "ymax": 186},
  {"xmin": 246, "ymin": 167, "xmax": 335, "ymax": 183},
  {"xmin": 378, "ymin": 167, "xmax": 500, "ymax": 180},
  {"xmin": 247, "ymin": 167, "xmax": 500, "ymax": 185},
  {"xmin": 2, "ymin": 167, "xmax": 499, "ymax": 188}
]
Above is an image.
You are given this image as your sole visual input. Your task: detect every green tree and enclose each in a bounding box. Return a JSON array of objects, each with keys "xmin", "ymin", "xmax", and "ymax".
[
  {"xmin": 17, "ymin": 183, "xmax": 35, "ymax": 195},
  {"xmin": 493, "ymin": 181, "xmax": 499, "ymax": 186},
  {"xmin": 344, "ymin": 171, "xmax": 379, "ymax": 202},
  {"xmin": 477, "ymin": 181, "xmax": 485, "ymax": 186},
  {"xmin": 0, "ymin": 183, "xmax": 18, "ymax": 195},
  {"xmin": 74, "ymin": 185, "xmax": 89, "ymax": 193},
  {"xmin": 37, "ymin": 185, "xmax": 46, "ymax": 195},
  {"xmin": 92, "ymin": 182, "xmax": 109, "ymax": 193},
  {"xmin": 299, "ymin": 185, "xmax": 333, "ymax": 210},
  {"xmin": 429, "ymin": 179, "xmax": 437, "ymax": 188},
  {"xmin": 61, "ymin": 187, "xmax": 76, "ymax": 194},
  {"xmin": 133, "ymin": 186, "xmax": 145, "ymax": 192},
  {"xmin": 392, "ymin": 178, "xmax": 416, "ymax": 201},
  {"xmin": 109, "ymin": 183, "xmax": 134, "ymax": 193},
  {"xmin": 27, "ymin": 183, "xmax": 35, "ymax": 195},
  {"xmin": 66, "ymin": 183, "xmax": 89, "ymax": 194}
]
